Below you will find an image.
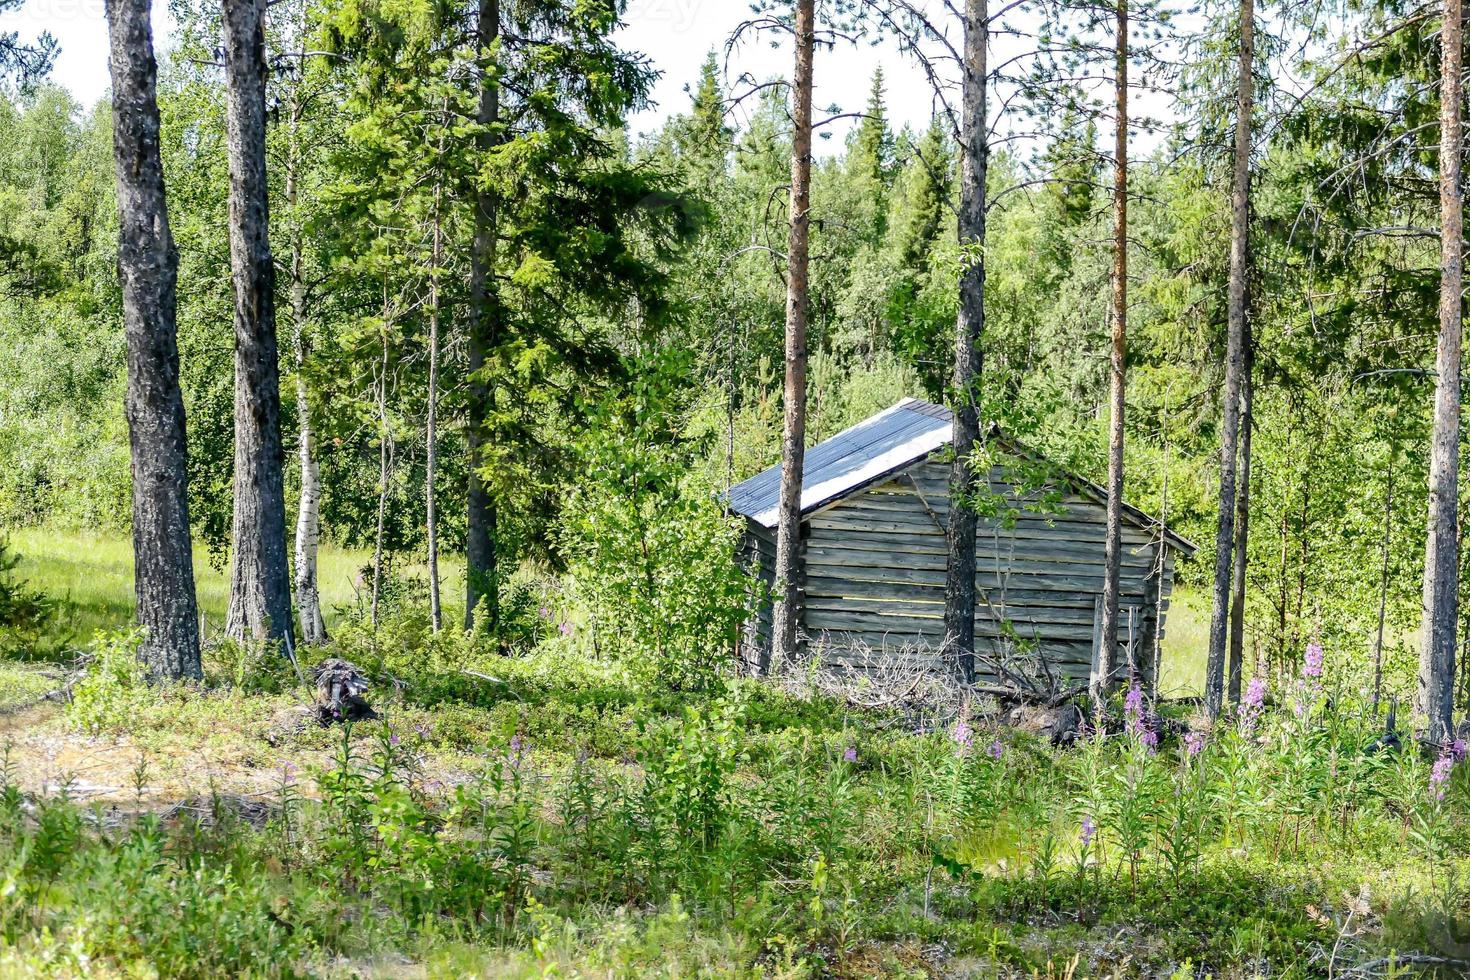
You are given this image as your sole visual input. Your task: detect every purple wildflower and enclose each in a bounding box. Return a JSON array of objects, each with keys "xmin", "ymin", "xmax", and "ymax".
[
  {"xmin": 509, "ymin": 733, "xmax": 524, "ymax": 755},
  {"xmin": 1304, "ymin": 641, "xmax": 1324, "ymax": 679},
  {"xmin": 952, "ymin": 719, "xmax": 973, "ymax": 752},
  {"xmin": 280, "ymin": 761, "xmax": 297, "ymax": 786},
  {"xmin": 1140, "ymin": 729, "xmax": 1159, "ymax": 753},
  {"xmin": 843, "ymin": 746, "xmax": 858, "ymax": 764},
  {"xmin": 1239, "ymin": 676, "xmax": 1267, "ymax": 733},
  {"xmin": 1080, "ymin": 816, "xmax": 1096, "ymax": 848},
  {"xmin": 538, "ymin": 605, "xmax": 551, "ymax": 619},
  {"xmin": 1184, "ymin": 731, "xmax": 1205, "ymax": 758},
  {"xmin": 1124, "ymin": 683, "xmax": 1145, "ymax": 722},
  {"xmin": 559, "ymin": 620, "xmax": 574, "ymax": 637},
  {"xmin": 987, "ymin": 739, "xmax": 1005, "ymax": 760},
  {"xmin": 389, "ymin": 732, "xmax": 400, "ymax": 748},
  {"xmin": 1452, "ymin": 739, "xmax": 1468, "ymax": 763},
  {"xmin": 1431, "ymin": 748, "xmax": 1455, "ymax": 801}
]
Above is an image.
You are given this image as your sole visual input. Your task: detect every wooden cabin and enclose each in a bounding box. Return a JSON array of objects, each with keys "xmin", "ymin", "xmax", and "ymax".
[{"xmin": 728, "ymin": 398, "xmax": 1197, "ymax": 687}]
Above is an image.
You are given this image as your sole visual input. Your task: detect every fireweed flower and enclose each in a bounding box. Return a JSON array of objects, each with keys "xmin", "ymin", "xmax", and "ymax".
[
  {"xmin": 1140, "ymin": 729, "xmax": 1159, "ymax": 753},
  {"xmin": 559, "ymin": 620, "xmax": 574, "ymax": 637},
  {"xmin": 843, "ymin": 746, "xmax": 858, "ymax": 764},
  {"xmin": 1239, "ymin": 677, "xmax": 1268, "ymax": 734},
  {"xmin": 1184, "ymin": 731, "xmax": 1205, "ymax": 758},
  {"xmin": 1080, "ymin": 816, "xmax": 1096, "ymax": 847},
  {"xmin": 1452, "ymin": 739, "xmax": 1468, "ymax": 763},
  {"xmin": 1304, "ymin": 641, "xmax": 1324, "ymax": 678},
  {"xmin": 952, "ymin": 719, "xmax": 973, "ymax": 753},
  {"xmin": 538, "ymin": 605, "xmax": 551, "ymax": 620},
  {"xmin": 987, "ymin": 739, "xmax": 1005, "ymax": 760},
  {"xmin": 1431, "ymin": 748, "xmax": 1455, "ymax": 801}
]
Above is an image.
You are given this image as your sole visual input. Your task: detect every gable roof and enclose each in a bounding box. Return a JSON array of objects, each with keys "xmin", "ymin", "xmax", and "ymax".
[{"xmin": 725, "ymin": 397, "xmax": 1197, "ymax": 555}]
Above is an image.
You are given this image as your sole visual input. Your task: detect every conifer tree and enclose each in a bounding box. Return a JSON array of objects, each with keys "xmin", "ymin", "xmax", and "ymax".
[
  {"xmin": 104, "ymin": 0, "xmax": 202, "ymax": 678},
  {"xmin": 222, "ymin": 0, "xmax": 295, "ymax": 653}
]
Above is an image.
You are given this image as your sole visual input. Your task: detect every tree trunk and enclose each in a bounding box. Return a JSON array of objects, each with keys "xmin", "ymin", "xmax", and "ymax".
[
  {"xmin": 286, "ymin": 95, "xmax": 327, "ymax": 646},
  {"xmin": 1373, "ymin": 448, "xmax": 1394, "ymax": 712},
  {"xmin": 1206, "ymin": 0, "xmax": 1254, "ymax": 718},
  {"xmin": 1095, "ymin": 0, "xmax": 1128, "ymax": 706},
  {"xmin": 465, "ymin": 0, "xmax": 500, "ymax": 635},
  {"xmin": 426, "ymin": 115, "xmax": 446, "ymax": 634},
  {"xmin": 1420, "ymin": 0, "xmax": 1462, "ymax": 745},
  {"xmin": 222, "ymin": 0, "xmax": 295, "ymax": 654},
  {"xmin": 943, "ymin": 0, "xmax": 988, "ymax": 687},
  {"xmin": 768, "ymin": 0, "xmax": 816, "ymax": 674},
  {"xmin": 1227, "ymin": 324, "xmax": 1254, "ymax": 704},
  {"xmin": 104, "ymin": 0, "xmax": 202, "ymax": 679},
  {"xmin": 371, "ymin": 317, "xmax": 390, "ymax": 631}
]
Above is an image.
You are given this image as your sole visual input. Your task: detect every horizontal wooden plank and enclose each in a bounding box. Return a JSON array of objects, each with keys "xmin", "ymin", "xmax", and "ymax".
[{"xmin": 804, "ymin": 559, "xmax": 1157, "ymax": 595}]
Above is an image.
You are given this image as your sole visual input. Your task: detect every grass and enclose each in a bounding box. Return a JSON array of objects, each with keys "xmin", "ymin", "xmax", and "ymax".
[
  {"xmin": 10, "ymin": 527, "xmax": 1215, "ymax": 694},
  {"xmin": 8, "ymin": 526, "xmax": 467, "ymax": 643},
  {"xmin": 0, "ymin": 531, "xmax": 1464, "ymax": 977}
]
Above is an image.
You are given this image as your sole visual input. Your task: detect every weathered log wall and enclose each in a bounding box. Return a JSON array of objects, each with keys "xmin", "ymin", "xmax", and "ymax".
[{"xmin": 740, "ymin": 456, "xmax": 1178, "ymax": 687}]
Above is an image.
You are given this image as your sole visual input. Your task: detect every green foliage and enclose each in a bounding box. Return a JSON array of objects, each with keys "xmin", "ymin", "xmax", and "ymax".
[
  {"xmin": 561, "ymin": 416, "xmax": 753, "ymax": 692},
  {"xmin": 65, "ymin": 630, "xmax": 152, "ymax": 734},
  {"xmin": 0, "ymin": 537, "xmax": 57, "ymax": 659}
]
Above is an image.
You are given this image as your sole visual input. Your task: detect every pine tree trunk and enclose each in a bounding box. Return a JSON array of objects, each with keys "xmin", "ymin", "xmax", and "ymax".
[
  {"xmin": 1096, "ymin": 0, "xmax": 1128, "ymax": 704},
  {"xmin": 286, "ymin": 96, "xmax": 327, "ymax": 647},
  {"xmin": 1206, "ymin": 0, "xmax": 1254, "ymax": 718},
  {"xmin": 465, "ymin": 0, "xmax": 500, "ymax": 634},
  {"xmin": 768, "ymin": 0, "xmax": 816, "ymax": 674},
  {"xmin": 1227, "ymin": 325, "xmax": 1254, "ymax": 704},
  {"xmin": 371, "ymin": 319, "xmax": 390, "ymax": 631},
  {"xmin": 105, "ymin": 0, "xmax": 202, "ymax": 679},
  {"xmin": 943, "ymin": 0, "xmax": 988, "ymax": 687},
  {"xmin": 222, "ymin": 0, "xmax": 295, "ymax": 653},
  {"xmin": 426, "ymin": 118, "xmax": 446, "ymax": 634},
  {"xmin": 1420, "ymin": 0, "xmax": 1462, "ymax": 745}
]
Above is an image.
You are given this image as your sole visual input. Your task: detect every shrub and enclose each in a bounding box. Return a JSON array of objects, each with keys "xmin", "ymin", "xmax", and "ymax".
[
  {"xmin": 560, "ymin": 423, "xmax": 753, "ymax": 693},
  {"xmin": 66, "ymin": 629, "xmax": 152, "ymax": 734},
  {"xmin": 0, "ymin": 536, "xmax": 60, "ymax": 660}
]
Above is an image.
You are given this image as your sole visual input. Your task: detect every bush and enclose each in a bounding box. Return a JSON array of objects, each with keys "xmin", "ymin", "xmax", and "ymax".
[
  {"xmin": 560, "ymin": 424, "xmax": 754, "ymax": 693},
  {"xmin": 0, "ymin": 536, "xmax": 60, "ymax": 660},
  {"xmin": 66, "ymin": 629, "xmax": 152, "ymax": 733}
]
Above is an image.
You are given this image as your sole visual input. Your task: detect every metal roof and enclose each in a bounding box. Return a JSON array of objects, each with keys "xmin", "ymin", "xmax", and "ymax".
[{"xmin": 725, "ymin": 397, "xmax": 1197, "ymax": 555}]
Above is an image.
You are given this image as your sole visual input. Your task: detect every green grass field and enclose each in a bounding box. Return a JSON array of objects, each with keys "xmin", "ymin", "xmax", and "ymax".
[
  {"xmin": 8, "ymin": 527, "xmax": 1211, "ymax": 692},
  {"xmin": 8, "ymin": 527, "xmax": 467, "ymax": 644}
]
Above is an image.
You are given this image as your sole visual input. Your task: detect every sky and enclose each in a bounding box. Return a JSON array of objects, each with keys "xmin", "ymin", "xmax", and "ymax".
[
  {"xmin": 4, "ymin": 0, "xmax": 965, "ymax": 147},
  {"xmin": 1, "ymin": 0, "xmax": 1178, "ymax": 154}
]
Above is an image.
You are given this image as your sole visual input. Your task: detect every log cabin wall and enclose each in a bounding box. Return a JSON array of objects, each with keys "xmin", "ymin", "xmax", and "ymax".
[{"xmin": 741, "ymin": 455, "xmax": 1177, "ymax": 687}]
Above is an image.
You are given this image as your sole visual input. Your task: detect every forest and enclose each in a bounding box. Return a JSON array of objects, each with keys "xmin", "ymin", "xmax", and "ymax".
[{"xmin": 1, "ymin": 0, "xmax": 1470, "ymax": 974}]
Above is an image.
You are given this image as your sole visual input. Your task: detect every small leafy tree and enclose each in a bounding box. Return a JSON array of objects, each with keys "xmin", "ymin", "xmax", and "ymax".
[
  {"xmin": 0, "ymin": 536, "xmax": 55, "ymax": 658},
  {"xmin": 561, "ymin": 417, "xmax": 753, "ymax": 693}
]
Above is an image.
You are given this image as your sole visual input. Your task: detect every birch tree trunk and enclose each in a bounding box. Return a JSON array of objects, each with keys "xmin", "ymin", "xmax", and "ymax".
[
  {"xmin": 1419, "ymin": 0, "xmax": 1462, "ymax": 745},
  {"xmin": 1095, "ymin": 0, "xmax": 1128, "ymax": 704},
  {"xmin": 105, "ymin": 0, "xmax": 202, "ymax": 678},
  {"xmin": 222, "ymin": 0, "xmax": 295, "ymax": 653},
  {"xmin": 1227, "ymin": 325, "xmax": 1254, "ymax": 704},
  {"xmin": 943, "ymin": 0, "xmax": 988, "ymax": 687},
  {"xmin": 768, "ymin": 0, "xmax": 816, "ymax": 673},
  {"xmin": 1206, "ymin": 0, "xmax": 1253, "ymax": 718},
  {"xmin": 286, "ymin": 95, "xmax": 327, "ymax": 646},
  {"xmin": 465, "ymin": 0, "xmax": 500, "ymax": 634}
]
